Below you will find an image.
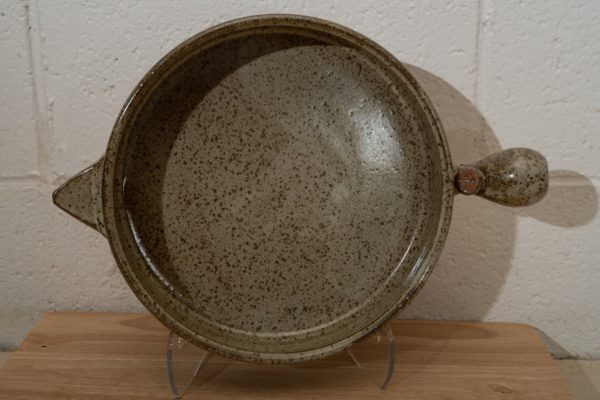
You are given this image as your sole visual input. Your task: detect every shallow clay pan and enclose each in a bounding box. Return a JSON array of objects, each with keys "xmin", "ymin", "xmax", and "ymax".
[{"xmin": 54, "ymin": 15, "xmax": 548, "ymax": 363}]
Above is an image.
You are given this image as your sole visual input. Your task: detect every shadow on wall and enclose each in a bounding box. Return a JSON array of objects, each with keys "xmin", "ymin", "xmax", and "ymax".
[
  {"xmin": 400, "ymin": 65, "xmax": 598, "ymax": 321},
  {"xmin": 518, "ymin": 170, "xmax": 597, "ymax": 228}
]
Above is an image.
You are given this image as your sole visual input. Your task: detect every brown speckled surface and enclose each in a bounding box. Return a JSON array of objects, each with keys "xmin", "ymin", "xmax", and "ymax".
[
  {"xmin": 105, "ymin": 16, "xmax": 453, "ymax": 363},
  {"xmin": 123, "ymin": 34, "xmax": 443, "ymax": 337},
  {"xmin": 53, "ymin": 159, "xmax": 105, "ymax": 235},
  {"xmin": 475, "ymin": 148, "xmax": 548, "ymax": 206},
  {"xmin": 53, "ymin": 15, "xmax": 546, "ymax": 363},
  {"xmin": 454, "ymin": 148, "xmax": 548, "ymax": 205}
]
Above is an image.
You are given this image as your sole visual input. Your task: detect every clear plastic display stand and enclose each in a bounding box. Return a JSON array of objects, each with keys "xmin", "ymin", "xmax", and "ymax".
[{"xmin": 166, "ymin": 322, "xmax": 396, "ymax": 399}]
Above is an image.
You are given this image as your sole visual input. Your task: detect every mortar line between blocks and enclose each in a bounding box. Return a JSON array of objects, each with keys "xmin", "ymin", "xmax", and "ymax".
[
  {"xmin": 24, "ymin": 0, "xmax": 51, "ymax": 185},
  {"xmin": 0, "ymin": 175, "xmax": 42, "ymax": 185},
  {"xmin": 473, "ymin": 0, "xmax": 484, "ymax": 107}
]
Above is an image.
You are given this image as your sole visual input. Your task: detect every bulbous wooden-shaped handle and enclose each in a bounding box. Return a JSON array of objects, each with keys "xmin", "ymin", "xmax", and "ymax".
[{"xmin": 454, "ymin": 148, "xmax": 548, "ymax": 207}]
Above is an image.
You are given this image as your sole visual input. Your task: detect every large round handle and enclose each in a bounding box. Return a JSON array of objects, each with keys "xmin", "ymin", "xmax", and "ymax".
[{"xmin": 454, "ymin": 148, "xmax": 548, "ymax": 207}]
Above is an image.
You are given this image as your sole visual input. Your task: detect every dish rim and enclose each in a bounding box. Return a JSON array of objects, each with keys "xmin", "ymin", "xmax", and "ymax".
[{"xmin": 101, "ymin": 14, "xmax": 455, "ymax": 363}]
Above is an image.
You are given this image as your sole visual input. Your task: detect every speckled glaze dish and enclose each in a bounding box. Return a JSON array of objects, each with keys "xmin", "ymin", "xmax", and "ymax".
[{"xmin": 53, "ymin": 15, "xmax": 548, "ymax": 363}]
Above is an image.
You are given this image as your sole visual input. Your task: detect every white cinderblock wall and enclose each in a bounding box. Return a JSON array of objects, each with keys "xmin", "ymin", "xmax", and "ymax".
[{"xmin": 1, "ymin": 1, "xmax": 599, "ymax": 358}]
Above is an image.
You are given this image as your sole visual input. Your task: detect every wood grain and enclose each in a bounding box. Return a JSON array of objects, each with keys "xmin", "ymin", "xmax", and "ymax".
[{"xmin": 0, "ymin": 313, "xmax": 573, "ymax": 399}]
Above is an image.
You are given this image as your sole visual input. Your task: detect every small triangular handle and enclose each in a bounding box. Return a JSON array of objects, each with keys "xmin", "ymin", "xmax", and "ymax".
[{"xmin": 53, "ymin": 158, "xmax": 106, "ymax": 235}]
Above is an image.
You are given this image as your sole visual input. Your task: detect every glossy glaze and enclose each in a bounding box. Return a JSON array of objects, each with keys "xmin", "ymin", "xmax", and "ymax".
[
  {"xmin": 53, "ymin": 15, "xmax": 546, "ymax": 363},
  {"xmin": 122, "ymin": 33, "xmax": 446, "ymax": 343}
]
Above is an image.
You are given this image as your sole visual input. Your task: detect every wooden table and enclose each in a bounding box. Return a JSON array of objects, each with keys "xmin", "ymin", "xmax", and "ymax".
[{"xmin": 0, "ymin": 313, "xmax": 573, "ymax": 399}]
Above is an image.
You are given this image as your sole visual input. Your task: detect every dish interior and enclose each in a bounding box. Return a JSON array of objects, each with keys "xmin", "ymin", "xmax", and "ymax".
[{"xmin": 121, "ymin": 29, "xmax": 444, "ymax": 353}]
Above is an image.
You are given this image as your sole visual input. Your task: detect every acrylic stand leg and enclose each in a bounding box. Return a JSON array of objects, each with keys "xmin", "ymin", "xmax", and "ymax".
[
  {"xmin": 346, "ymin": 322, "xmax": 396, "ymax": 389},
  {"xmin": 167, "ymin": 322, "xmax": 396, "ymax": 399},
  {"xmin": 166, "ymin": 333, "xmax": 211, "ymax": 399}
]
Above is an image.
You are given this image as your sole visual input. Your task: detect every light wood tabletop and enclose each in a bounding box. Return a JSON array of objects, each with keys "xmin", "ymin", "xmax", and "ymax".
[{"xmin": 0, "ymin": 312, "xmax": 574, "ymax": 399}]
